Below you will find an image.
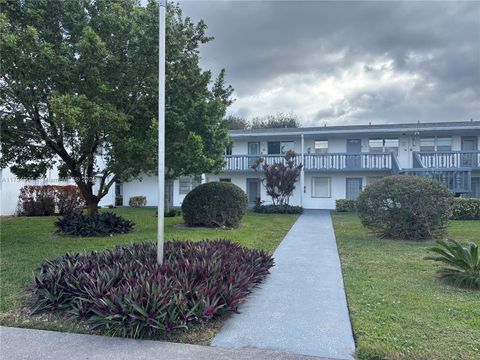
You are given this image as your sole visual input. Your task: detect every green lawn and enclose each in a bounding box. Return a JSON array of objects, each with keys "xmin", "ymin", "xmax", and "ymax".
[
  {"xmin": 332, "ymin": 213, "xmax": 480, "ymax": 360},
  {"xmin": 0, "ymin": 208, "xmax": 298, "ymax": 340}
]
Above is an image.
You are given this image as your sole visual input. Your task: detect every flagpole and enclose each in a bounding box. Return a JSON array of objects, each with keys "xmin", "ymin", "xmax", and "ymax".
[{"xmin": 157, "ymin": 0, "xmax": 166, "ymax": 265}]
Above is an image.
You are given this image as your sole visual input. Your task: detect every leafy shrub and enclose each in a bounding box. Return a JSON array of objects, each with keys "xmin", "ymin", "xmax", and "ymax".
[
  {"xmin": 451, "ymin": 198, "xmax": 480, "ymax": 220},
  {"xmin": 164, "ymin": 209, "xmax": 181, "ymax": 217},
  {"xmin": 425, "ymin": 240, "xmax": 479, "ymax": 290},
  {"xmin": 18, "ymin": 185, "xmax": 84, "ymax": 216},
  {"xmin": 30, "ymin": 240, "xmax": 274, "ymax": 338},
  {"xmin": 336, "ymin": 199, "xmax": 356, "ymax": 212},
  {"xmin": 254, "ymin": 150, "xmax": 302, "ymax": 206},
  {"xmin": 129, "ymin": 196, "xmax": 147, "ymax": 207},
  {"xmin": 356, "ymin": 176, "xmax": 453, "ymax": 240},
  {"xmin": 182, "ymin": 182, "xmax": 247, "ymax": 228},
  {"xmin": 55, "ymin": 212, "xmax": 134, "ymax": 236},
  {"xmin": 254, "ymin": 204, "xmax": 303, "ymax": 214},
  {"xmin": 115, "ymin": 195, "xmax": 123, "ymax": 206}
]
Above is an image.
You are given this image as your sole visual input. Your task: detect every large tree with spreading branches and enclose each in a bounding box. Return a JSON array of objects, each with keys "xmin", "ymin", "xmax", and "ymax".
[{"xmin": 1, "ymin": 0, "xmax": 233, "ymax": 215}]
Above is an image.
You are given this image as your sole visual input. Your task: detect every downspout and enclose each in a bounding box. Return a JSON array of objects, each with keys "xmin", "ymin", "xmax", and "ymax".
[{"xmin": 300, "ymin": 133, "xmax": 305, "ymax": 207}]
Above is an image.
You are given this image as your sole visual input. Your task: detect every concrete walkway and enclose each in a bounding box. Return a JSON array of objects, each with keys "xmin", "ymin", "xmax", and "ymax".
[
  {"xmin": 0, "ymin": 326, "xmax": 327, "ymax": 360},
  {"xmin": 212, "ymin": 210, "xmax": 355, "ymax": 360}
]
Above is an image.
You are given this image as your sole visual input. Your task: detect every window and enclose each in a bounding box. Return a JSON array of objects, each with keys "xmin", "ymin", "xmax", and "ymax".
[
  {"xmin": 219, "ymin": 178, "xmax": 231, "ymax": 182},
  {"xmin": 436, "ymin": 137, "xmax": 452, "ymax": 151},
  {"xmin": 224, "ymin": 145, "xmax": 232, "ymax": 155},
  {"xmin": 280, "ymin": 141, "xmax": 294, "ymax": 154},
  {"xmin": 420, "ymin": 137, "xmax": 452, "ymax": 151},
  {"xmin": 420, "ymin": 138, "xmax": 435, "ymax": 151},
  {"xmin": 369, "ymin": 139, "xmax": 384, "ymax": 153},
  {"xmin": 314, "ymin": 140, "xmax": 328, "ymax": 154},
  {"xmin": 179, "ymin": 176, "xmax": 200, "ymax": 195},
  {"xmin": 268, "ymin": 141, "xmax": 294, "ymax": 154},
  {"xmin": 312, "ymin": 177, "xmax": 330, "ymax": 198},
  {"xmin": 369, "ymin": 138, "xmax": 399, "ymax": 155},
  {"xmin": 384, "ymin": 139, "xmax": 399, "ymax": 155}
]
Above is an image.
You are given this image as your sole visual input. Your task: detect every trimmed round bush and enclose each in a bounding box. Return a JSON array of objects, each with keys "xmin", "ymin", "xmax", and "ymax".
[
  {"xmin": 31, "ymin": 240, "xmax": 274, "ymax": 338},
  {"xmin": 182, "ymin": 182, "xmax": 247, "ymax": 228},
  {"xmin": 356, "ymin": 175, "xmax": 453, "ymax": 240}
]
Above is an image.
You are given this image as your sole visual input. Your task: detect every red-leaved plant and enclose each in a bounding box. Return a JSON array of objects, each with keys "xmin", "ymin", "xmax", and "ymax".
[
  {"xmin": 30, "ymin": 240, "xmax": 274, "ymax": 338},
  {"xmin": 18, "ymin": 185, "xmax": 85, "ymax": 216},
  {"xmin": 253, "ymin": 150, "xmax": 303, "ymax": 206}
]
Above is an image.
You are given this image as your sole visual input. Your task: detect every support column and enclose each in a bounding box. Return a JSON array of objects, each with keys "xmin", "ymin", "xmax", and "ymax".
[{"xmin": 300, "ymin": 134, "xmax": 305, "ymax": 207}]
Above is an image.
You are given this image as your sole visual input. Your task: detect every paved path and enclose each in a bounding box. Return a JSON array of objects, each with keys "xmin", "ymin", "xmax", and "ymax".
[
  {"xmin": 212, "ymin": 210, "xmax": 355, "ymax": 360},
  {"xmin": 0, "ymin": 326, "xmax": 327, "ymax": 360}
]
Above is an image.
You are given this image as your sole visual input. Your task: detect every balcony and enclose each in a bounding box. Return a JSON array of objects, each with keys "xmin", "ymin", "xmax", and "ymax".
[
  {"xmin": 303, "ymin": 153, "xmax": 393, "ymax": 171},
  {"xmin": 415, "ymin": 151, "xmax": 480, "ymax": 169},
  {"xmin": 223, "ymin": 155, "xmax": 302, "ymax": 172},
  {"xmin": 223, "ymin": 153, "xmax": 394, "ymax": 172},
  {"xmin": 401, "ymin": 168, "xmax": 472, "ymax": 193}
]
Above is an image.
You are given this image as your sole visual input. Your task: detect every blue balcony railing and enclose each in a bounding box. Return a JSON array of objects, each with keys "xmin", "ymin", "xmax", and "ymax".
[
  {"xmin": 401, "ymin": 168, "xmax": 472, "ymax": 193},
  {"xmin": 415, "ymin": 151, "xmax": 479, "ymax": 169},
  {"xmin": 223, "ymin": 153, "xmax": 393, "ymax": 172}
]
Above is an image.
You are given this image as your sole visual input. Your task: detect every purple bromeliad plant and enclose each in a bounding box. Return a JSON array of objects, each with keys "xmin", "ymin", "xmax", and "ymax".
[{"xmin": 30, "ymin": 240, "xmax": 274, "ymax": 338}]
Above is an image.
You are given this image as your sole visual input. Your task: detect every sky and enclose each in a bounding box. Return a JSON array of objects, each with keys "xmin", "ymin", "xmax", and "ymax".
[{"xmin": 177, "ymin": 0, "xmax": 480, "ymax": 127}]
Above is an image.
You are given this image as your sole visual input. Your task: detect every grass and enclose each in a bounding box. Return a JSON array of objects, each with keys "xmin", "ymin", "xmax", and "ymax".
[
  {"xmin": 332, "ymin": 212, "xmax": 480, "ymax": 360},
  {"xmin": 0, "ymin": 208, "xmax": 298, "ymax": 342}
]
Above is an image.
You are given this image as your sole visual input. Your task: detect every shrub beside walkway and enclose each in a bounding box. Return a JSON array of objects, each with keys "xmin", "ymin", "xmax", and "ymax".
[{"xmin": 212, "ymin": 210, "xmax": 355, "ymax": 360}]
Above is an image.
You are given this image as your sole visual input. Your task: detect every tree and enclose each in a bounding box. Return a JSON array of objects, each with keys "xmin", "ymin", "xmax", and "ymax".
[
  {"xmin": 1, "ymin": 1, "xmax": 233, "ymax": 215},
  {"xmin": 254, "ymin": 150, "xmax": 303, "ymax": 206},
  {"xmin": 224, "ymin": 115, "xmax": 249, "ymax": 130},
  {"xmin": 250, "ymin": 113, "xmax": 300, "ymax": 129}
]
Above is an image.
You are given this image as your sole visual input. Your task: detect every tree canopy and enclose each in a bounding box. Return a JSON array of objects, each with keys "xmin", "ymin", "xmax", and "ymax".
[
  {"xmin": 1, "ymin": 0, "xmax": 233, "ymax": 214},
  {"xmin": 225, "ymin": 113, "xmax": 300, "ymax": 130}
]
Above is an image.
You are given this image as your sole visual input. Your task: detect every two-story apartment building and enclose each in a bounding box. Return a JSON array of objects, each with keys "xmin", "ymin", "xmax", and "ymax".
[
  {"xmin": 2, "ymin": 121, "xmax": 479, "ymax": 214},
  {"xmin": 119, "ymin": 121, "xmax": 480, "ymax": 210}
]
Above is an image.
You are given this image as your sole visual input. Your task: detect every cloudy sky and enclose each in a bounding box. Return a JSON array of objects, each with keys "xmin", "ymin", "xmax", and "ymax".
[{"xmin": 178, "ymin": 0, "xmax": 480, "ymax": 127}]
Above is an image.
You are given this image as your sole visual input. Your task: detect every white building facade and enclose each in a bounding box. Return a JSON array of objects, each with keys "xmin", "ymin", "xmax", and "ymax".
[
  {"xmin": 2, "ymin": 121, "xmax": 479, "ymax": 214},
  {"xmin": 119, "ymin": 121, "xmax": 480, "ymax": 210}
]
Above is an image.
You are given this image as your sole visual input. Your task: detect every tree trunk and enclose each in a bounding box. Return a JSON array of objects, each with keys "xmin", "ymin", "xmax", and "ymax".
[
  {"xmin": 164, "ymin": 180, "xmax": 170, "ymax": 214},
  {"xmin": 86, "ymin": 197, "xmax": 100, "ymax": 216}
]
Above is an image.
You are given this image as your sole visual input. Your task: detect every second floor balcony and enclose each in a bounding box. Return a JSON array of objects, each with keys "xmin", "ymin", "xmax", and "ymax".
[{"xmin": 223, "ymin": 153, "xmax": 395, "ymax": 172}]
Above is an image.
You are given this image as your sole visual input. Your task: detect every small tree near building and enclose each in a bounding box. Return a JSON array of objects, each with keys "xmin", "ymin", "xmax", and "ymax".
[{"xmin": 254, "ymin": 150, "xmax": 303, "ymax": 206}]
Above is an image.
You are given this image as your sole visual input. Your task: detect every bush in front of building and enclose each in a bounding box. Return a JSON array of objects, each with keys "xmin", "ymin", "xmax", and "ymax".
[
  {"xmin": 30, "ymin": 240, "xmax": 273, "ymax": 339},
  {"xmin": 253, "ymin": 204, "xmax": 304, "ymax": 214},
  {"xmin": 17, "ymin": 185, "xmax": 84, "ymax": 216},
  {"xmin": 164, "ymin": 208, "xmax": 181, "ymax": 217},
  {"xmin": 55, "ymin": 212, "xmax": 134, "ymax": 236},
  {"xmin": 128, "ymin": 196, "xmax": 147, "ymax": 207},
  {"xmin": 450, "ymin": 198, "xmax": 480, "ymax": 220},
  {"xmin": 356, "ymin": 176, "xmax": 453, "ymax": 240},
  {"xmin": 335, "ymin": 199, "xmax": 357, "ymax": 212},
  {"xmin": 182, "ymin": 182, "xmax": 247, "ymax": 228}
]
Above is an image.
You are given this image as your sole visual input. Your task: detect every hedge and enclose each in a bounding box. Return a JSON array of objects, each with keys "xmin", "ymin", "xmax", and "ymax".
[
  {"xmin": 335, "ymin": 199, "xmax": 356, "ymax": 212},
  {"xmin": 129, "ymin": 196, "xmax": 147, "ymax": 207},
  {"xmin": 17, "ymin": 185, "xmax": 84, "ymax": 216},
  {"xmin": 451, "ymin": 198, "xmax": 480, "ymax": 220},
  {"xmin": 253, "ymin": 204, "xmax": 304, "ymax": 214}
]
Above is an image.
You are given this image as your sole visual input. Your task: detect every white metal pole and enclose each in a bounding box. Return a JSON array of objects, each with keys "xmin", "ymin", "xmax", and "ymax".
[
  {"xmin": 300, "ymin": 134, "xmax": 305, "ymax": 207},
  {"xmin": 157, "ymin": 0, "xmax": 166, "ymax": 265}
]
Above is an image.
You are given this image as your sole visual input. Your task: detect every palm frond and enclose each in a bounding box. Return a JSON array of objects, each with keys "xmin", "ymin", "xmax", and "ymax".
[{"xmin": 425, "ymin": 239, "xmax": 479, "ymax": 290}]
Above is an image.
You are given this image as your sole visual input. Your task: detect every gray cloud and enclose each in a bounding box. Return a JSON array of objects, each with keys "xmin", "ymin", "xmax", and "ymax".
[{"xmin": 179, "ymin": 0, "xmax": 480, "ymax": 126}]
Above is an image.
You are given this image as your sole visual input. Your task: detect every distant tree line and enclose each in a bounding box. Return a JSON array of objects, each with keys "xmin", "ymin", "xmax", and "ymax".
[{"xmin": 224, "ymin": 113, "xmax": 300, "ymax": 130}]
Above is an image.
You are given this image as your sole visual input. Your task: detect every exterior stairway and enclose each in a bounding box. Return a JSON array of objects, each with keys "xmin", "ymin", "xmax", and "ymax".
[{"xmin": 394, "ymin": 151, "xmax": 477, "ymax": 194}]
